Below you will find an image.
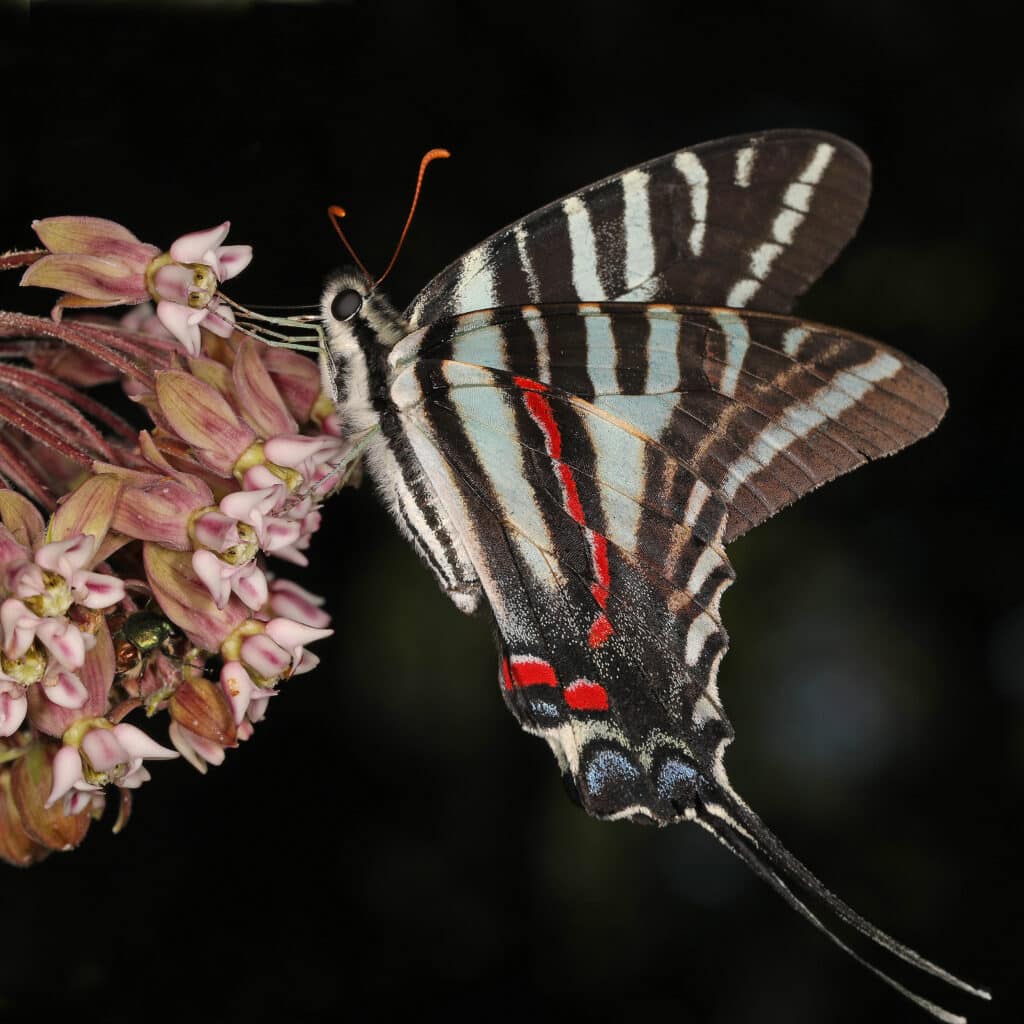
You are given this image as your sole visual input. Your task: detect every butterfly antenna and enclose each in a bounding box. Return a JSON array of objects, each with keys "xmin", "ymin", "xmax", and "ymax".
[
  {"xmin": 374, "ymin": 147, "xmax": 451, "ymax": 288},
  {"xmin": 692, "ymin": 777, "xmax": 990, "ymax": 1021},
  {"xmin": 327, "ymin": 205, "xmax": 375, "ymax": 283}
]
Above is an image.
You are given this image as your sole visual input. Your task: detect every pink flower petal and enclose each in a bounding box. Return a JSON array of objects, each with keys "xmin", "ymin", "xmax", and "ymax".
[
  {"xmin": 73, "ymin": 571, "xmax": 126, "ymax": 609},
  {"xmin": 192, "ymin": 550, "xmax": 232, "ymax": 609},
  {"xmin": 34, "ymin": 535, "xmax": 95, "ymax": 576},
  {"xmin": 213, "ymin": 244, "xmax": 253, "ymax": 281},
  {"xmin": 150, "ymin": 263, "xmax": 193, "ymax": 305},
  {"xmin": 239, "ymin": 633, "xmax": 290, "ymax": 678},
  {"xmin": 81, "ymin": 728, "xmax": 127, "ymax": 773},
  {"xmin": 11, "ymin": 563, "xmax": 46, "ymax": 600},
  {"xmin": 1, "ymin": 598, "xmax": 40, "ymax": 659},
  {"xmin": 220, "ymin": 660, "xmax": 253, "ymax": 725},
  {"xmin": 66, "ymin": 789, "xmax": 104, "ymax": 816},
  {"xmin": 246, "ymin": 689, "xmax": 274, "ymax": 724},
  {"xmin": 241, "ymin": 464, "xmax": 284, "ymax": 491},
  {"xmin": 220, "ymin": 486, "xmax": 281, "ymax": 525},
  {"xmin": 111, "ymin": 722, "xmax": 179, "ymax": 760},
  {"xmin": 264, "ymin": 618, "xmax": 333, "ymax": 662},
  {"xmin": 269, "ymin": 578, "xmax": 330, "ymax": 628},
  {"xmin": 118, "ymin": 764, "xmax": 152, "ymax": 790},
  {"xmin": 46, "ymin": 745, "xmax": 85, "ymax": 807},
  {"xmin": 156, "ymin": 301, "xmax": 204, "ymax": 356},
  {"xmin": 292, "ymin": 649, "xmax": 321, "ymax": 676},
  {"xmin": 192, "ymin": 510, "xmax": 241, "ymax": 552},
  {"xmin": 35, "ymin": 618, "xmax": 87, "ymax": 670},
  {"xmin": 169, "ymin": 721, "xmax": 207, "ymax": 774},
  {"xmin": 265, "ymin": 544, "xmax": 309, "ymax": 567},
  {"xmin": 260, "ymin": 518, "xmax": 303, "ymax": 554},
  {"xmin": 169, "ymin": 222, "xmax": 231, "ymax": 264},
  {"xmin": 44, "ymin": 671, "xmax": 89, "ymax": 710},
  {"xmin": 264, "ymin": 434, "xmax": 339, "ymax": 468},
  {"xmin": 0, "ymin": 690, "xmax": 27, "ymax": 736},
  {"xmin": 232, "ymin": 561, "xmax": 268, "ymax": 611},
  {"xmin": 203, "ymin": 302, "xmax": 236, "ymax": 339},
  {"xmin": 183, "ymin": 726, "xmax": 225, "ymax": 766}
]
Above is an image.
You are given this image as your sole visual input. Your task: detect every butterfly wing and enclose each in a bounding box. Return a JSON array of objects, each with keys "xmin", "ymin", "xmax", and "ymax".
[
  {"xmin": 385, "ymin": 306, "xmax": 985, "ymax": 1018},
  {"xmin": 406, "ymin": 130, "xmax": 870, "ymax": 325}
]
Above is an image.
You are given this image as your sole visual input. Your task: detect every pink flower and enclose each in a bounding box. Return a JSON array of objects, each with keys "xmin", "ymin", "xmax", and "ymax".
[
  {"xmin": 192, "ymin": 550, "xmax": 268, "ymax": 611},
  {"xmin": 46, "ymin": 721, "xmax": 178, "ymax": 807},
  {"xmin": 151, "ymin": 223, "xmax": 252, "ymax": 356}
]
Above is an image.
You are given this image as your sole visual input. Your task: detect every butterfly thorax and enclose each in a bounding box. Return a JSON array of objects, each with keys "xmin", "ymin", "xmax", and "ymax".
[{"xmin": 320, "ymin": 270, "xmax": 484, "ymax": 614}]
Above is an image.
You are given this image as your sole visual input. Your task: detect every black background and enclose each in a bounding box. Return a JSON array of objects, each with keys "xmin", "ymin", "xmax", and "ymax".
[{"xmin": 1, "ymin": 3, "xmax": 1020, "ymax": 1023}]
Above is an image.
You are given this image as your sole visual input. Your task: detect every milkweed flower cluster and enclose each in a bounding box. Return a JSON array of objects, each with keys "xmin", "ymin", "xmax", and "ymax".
[{"xmin": 0, "ymin": 217, "xmax": 348, "ymax": 865}]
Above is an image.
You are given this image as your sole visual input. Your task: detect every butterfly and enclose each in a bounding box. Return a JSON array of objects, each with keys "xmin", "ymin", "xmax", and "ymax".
[{"xmin": 300, "ymin": 130, "xmax": 988, "ymax": 1021}]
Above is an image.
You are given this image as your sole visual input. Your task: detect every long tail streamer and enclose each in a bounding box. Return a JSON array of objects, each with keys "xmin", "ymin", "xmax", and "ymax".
[{"xmin": 693, "ymin": 777, "xmax": 990, "ymax": 1022}]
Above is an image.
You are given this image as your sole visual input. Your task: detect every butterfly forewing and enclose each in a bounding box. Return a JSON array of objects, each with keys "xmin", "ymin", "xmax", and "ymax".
[{"xmin": 406, "ymin": 130, "xmax": 870, "ymax": 325}]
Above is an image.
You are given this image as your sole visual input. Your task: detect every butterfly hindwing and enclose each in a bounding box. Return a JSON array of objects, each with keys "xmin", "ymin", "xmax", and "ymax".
[{"xmin": 406, "ymin": 130, "xmax": 871, "ymax": 326}]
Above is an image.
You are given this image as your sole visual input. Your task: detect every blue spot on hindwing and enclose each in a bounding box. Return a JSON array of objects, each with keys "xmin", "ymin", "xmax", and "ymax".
[
  {"xmin": 585, "ymin": 748, "xmax": 641, "ymax": 796},
  {"xmin": 657, "ymin": 757, "xmax": 697, "ymax": 800}
]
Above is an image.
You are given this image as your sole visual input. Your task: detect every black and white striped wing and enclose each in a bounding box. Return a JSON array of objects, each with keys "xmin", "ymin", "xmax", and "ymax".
[
  {"xmin": 406, "ymin": 130, "xmax": 870, "ymax": 325},
  {"xmin": 389, "ymin": 303, "xmax": 945, "ymax": 799}
]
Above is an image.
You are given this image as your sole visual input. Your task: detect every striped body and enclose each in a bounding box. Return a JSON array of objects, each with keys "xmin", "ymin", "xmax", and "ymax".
[{"xmin": 318, "ymin": 131, "xmax": 985, "ymax": 1021}]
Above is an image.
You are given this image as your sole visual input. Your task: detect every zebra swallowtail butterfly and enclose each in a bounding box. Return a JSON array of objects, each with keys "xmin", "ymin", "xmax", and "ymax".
[{"xmin": 308, "ymin": 131, "xmax": 988, "ymax": 1020}]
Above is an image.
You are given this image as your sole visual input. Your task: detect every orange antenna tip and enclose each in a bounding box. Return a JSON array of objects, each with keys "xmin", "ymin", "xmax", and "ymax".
[{"xmin": 375, "ymin": 146, "xmax": 452, "ymax": 287}]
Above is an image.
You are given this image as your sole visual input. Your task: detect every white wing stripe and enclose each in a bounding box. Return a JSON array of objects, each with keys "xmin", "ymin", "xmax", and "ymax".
[
  {"xmin": 563, "ymin": 196, "xmax": 606, "ymax": 300},
  {"xmin": 454, "ymin": 245, "xmax": 496, "ymax": 313},
  {"xmin": 514, "ymin": 224, "xmax": 541, "ymax": 303},
  {"xmin": 734, "ymin": 146, "xmax": 756, "ymax": 187},
  {"xmin": 712, "ymin": 310, "xmax": 751, "ymax": 398},
  {"xmin": 725, "ymin": 141, "xmax": 837, "ymax": 308},
  {"xmin": 721, "ymin": 352, "xmax": 903, "ymax": 499},
  {"xmin": 685, "ymin": 611, "xmax": 718, "ymax": 666},
  {"xmin": 674, "ymin": 152, "xmax": 708, "ymax": 256},
  {"xmin": 621, "ymin": 169, "xmax": 655, "ymax": 294}
]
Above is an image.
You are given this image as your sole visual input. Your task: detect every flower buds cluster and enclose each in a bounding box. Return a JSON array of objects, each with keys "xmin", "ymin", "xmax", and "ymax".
[{"xmin": 1, "ymin": 217, "xmax": 346, "ymax": 864}]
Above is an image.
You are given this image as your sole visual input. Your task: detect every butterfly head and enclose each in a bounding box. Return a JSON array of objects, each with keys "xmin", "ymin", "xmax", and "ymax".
[{"xmin": 319, "ymin": 269, "xmax": 409, "ymax": 404}]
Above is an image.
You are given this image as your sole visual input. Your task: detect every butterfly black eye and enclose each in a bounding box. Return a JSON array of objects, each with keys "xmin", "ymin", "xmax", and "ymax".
[{"xmin": 331, "ymin": 288, "xmax": 363, "ymax": 322}]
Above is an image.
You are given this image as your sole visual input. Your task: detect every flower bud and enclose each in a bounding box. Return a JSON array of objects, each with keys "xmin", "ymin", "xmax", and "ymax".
[
  {"xmin": 0, "ymin": 490, "xmax": 45, "ymax": 549},
  {"xmin": 143, "ymin": 543, "xmax": 248, "ymax": 652},
  {"xmin": 109, "ymin": 473, "xmax": 213, "ymax": 549},
  {"xmin": 10, "ymin": 742, "xmax": 92, "ymax": 851},
  {"xmin": 169, "ymin": 677, "xmax": 236, "ymax": 747},
  {"xmin": 155, "ymin": 371, "xmax": 256, "ymax": 476},
  {"xmin": 20, "ymin": 217, "xmax": 159, "ymax": 311},
  {"xmin": 232, "ymin": 339, "xmax": 298, "ymax": 439},
  {"xmin": 0, "ymin": 766, "xmax": 49, "ymax": 866}
]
